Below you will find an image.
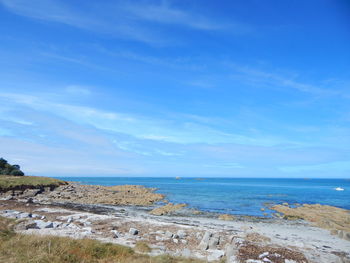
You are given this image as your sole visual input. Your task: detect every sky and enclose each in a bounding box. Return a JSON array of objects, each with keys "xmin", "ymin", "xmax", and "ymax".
[{"xmin": 0, "ymin": 0, "xmax": 350, "ymax": 177}]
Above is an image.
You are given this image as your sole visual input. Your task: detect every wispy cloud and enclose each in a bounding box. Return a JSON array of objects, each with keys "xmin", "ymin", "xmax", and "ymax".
[
  {"xmin": 0, "ymin": 92, "xmax": 288, "ymax": 146},
  {"xmin": 228, "ymin": 63, "xmax": 350, "ymax": 98},
  {"xmin": 0, "ymin": 0, "xmax": 235, "ymax": 44},
  {"xmin": 122, "ymin": 1, "xmax": 225, "ymax": 31}
]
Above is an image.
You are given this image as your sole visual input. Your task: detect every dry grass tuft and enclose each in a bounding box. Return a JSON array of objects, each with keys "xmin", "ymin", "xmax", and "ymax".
[
  {"xmin": 0, "ymin": 216, "xmax": 203, "ymax": 263},
  {"xmin": 134, "ymin": 241, "xmax": 151, "ymax": 253}
]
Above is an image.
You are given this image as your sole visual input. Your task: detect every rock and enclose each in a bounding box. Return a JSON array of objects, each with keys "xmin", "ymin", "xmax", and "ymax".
[
  {"xmin": 330, "ymin": 229, "xmax": 338, "ymax": 235},
  {"xmin": 207, "ymin": 250, "xmax": 224, "ymax": 261},
  {"xmin": 34, "ymin": 220, "xmax": 54, "ymax": 229},
  {"xmin": 67, "ymin": 217, "xmax": 73, "ymax": 223},
  {"xmin": 156, "ymin": 236, "xmax": 166, "ymax": 241},
  {"xmin": 338, "ymin": 230, "xmax": 344, "ymax": 239},
  {"xmin": 225, "ymin": 244, "xmax": 236, "ymax": 259},
  {"xmin": 259, "ymin": 252, "xmax": 269, "ymax": 258},
  {"xmin": 17, "ymin": 212, "xmax": 32, "ymax": 219},
  {"xmin": 22, "ymin": 189, "xmax": 41, "ymax": 198},
  {"xmin": 52, "ymin": 221, "xmax": 62, "ymax": 228},
  {"xmin": 149, "ymin": 203, "xmax": 186, "ymax": 216},
  {"xmin": 218, "ymin": 214, "xmax": 235, "ymax": 221},
  {"xmin": 173, "ymin": 238, "xmax": 179, "ymax": 243},
  {"xmin": 196, "ymin": 232, "xmax": 202, "ymax": 240},
  {"xmin": 156, "ymin": 230, "xmax": 165, "ymax": 235},
  {"xmin": 198, "ymin": 231, "xmax": 212, "ymax": 250},
  {"xmin": 111, "ymin": 230, "xmax": 119, "ymax": 238},
  {"xmin": 284, "ymin": 260, "xmax": 298, "ymax": 263},
  {"xmin": 208, "ymin": 235, "xmax": 220, "ymax": 249},
  {"xmin": 177, "ymin": 229, "xmax": 187, "ymax": 239},
  {"xmin": 14, "ymin": 221, "xmax": 37, "ymax": 231},
  {"xmin": 129, "ymin": 228, "xmax": 139, "ymax": 235},
  {"xmin": 2, "ymin": 210, "xmax": 21, "ymax": 218},
  {"xmin": 165, "ymin": 231, "xmax": 173, "ymax": 238},
  {"xmin": 344, "ymin": 232, "xmax": 350, "ymax": 241},
  {"xmin": 181, "ymin": 239, "xmax": 188, "ymax": 244}
]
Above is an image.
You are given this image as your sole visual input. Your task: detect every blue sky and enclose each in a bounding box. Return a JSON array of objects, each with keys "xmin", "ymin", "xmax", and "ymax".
[{"xmin": 0, "ymin": 0, "xmax": 350, "ymax": 177}]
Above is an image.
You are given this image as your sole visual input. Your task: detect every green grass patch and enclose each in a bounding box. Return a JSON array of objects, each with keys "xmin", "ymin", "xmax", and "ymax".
[{"xmin": 0, "ymin": 176, "xmax": 66, "ymax": 192}]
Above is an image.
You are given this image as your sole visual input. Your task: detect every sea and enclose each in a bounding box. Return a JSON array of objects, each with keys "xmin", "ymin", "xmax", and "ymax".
[{"xmin": 56, "ymin": 177, "xmax": 350, "ymax": 217}]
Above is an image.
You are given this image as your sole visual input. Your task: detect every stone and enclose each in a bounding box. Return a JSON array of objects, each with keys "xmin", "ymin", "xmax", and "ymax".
[
  {"xmin": 3, "ymin": 210, "xmax": 21, "ymax": 218},
  {"xmin": 259, "ymin": 252, "xmax": 269, "ymax": 258},
  {"xmin": 67, "ymin": 217, "xmax": 73, "ymax": 223},
  {"xmin": 344, "ymin": 232, "xmax": 350, "ymax": 241},
  {"xmin": 22, "ymin": 189, "xmax": 41, "ymax": 198},
  {"xmin": 17, "ymin": 212, "xmax": 32, "ymax": 219},
  {"xmin": 225, "ymin": 244, "xmax": 236, "ymax": 259},
  {"xmin": 156, "ymin": 236, "xmax": 166, "ymax": 241},
  {"xmin": 111, "ymin": 230, "xmax": 119, "ymax": 238},
  {"xmin": 173, "ymin": 238, "xmax": 179, "ymax": 243},
  {"xmin": 177, "ymin": 229, "xmax": 187, "ymax": 239},
  {"xmin": 208, "ymin": 235, "xmax": 220, "ymax": 249},
  {"xmin": 165, "ymin": 231, "xmax": 173, "ymax": 238},
  {"xmin": 14, "ymin": 221, "xmax": 37, "ymax": 231},
  {"xmin": 52, "ymin": 221, "xmax": 62, "ymax": 228},
  {"xmin": 34, "ymin": 220, "xmax": 54, "ymax": 229},
  {"xmin": 181, "ymin": 239, "xmax": 188, "ymax": 244},
  {"xmin": 129, "ymin": 228, "xmax": 139, "ymax": 235},
  {"xmin": 338, "ymin": 230, "xmax": 344, "ymax": 239},
  {"xmin": 207, "ymin": 250, "xmax": 224, "ymax": 261},
  {"xmin": 198, "ymin": 231, "xmax": 212, "ymax": 250}
]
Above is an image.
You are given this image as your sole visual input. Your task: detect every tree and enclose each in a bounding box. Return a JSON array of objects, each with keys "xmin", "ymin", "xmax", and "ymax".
[
  {"xmin": 10, "ymin": 170, "xmax": 24, "ymax": 176},
  {"xmin": 0, "ymin": 157, "xmax": 25, "ymax": 176},
  {"xmin": 0, "ymin": 158, "xmax": 8, "ymax": 168}
]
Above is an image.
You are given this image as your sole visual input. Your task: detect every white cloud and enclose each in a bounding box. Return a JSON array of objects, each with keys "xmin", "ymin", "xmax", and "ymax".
[{"xmin": 0, "ymin": 0, "xmax": 234, "ymax": 45}]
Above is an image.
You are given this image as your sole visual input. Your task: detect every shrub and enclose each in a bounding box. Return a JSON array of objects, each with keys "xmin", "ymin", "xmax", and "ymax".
[{"xmin": 0, "ymin": 158, "xmax": 25, "ymax": 176}]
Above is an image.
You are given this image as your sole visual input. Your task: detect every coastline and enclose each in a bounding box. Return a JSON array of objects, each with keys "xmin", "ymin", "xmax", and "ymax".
[{"xmin": 0, "ymin": 180, "xmax": 350, "ymax": 262}]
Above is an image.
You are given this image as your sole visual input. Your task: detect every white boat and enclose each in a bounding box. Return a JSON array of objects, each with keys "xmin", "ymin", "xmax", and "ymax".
[{"xmin": 335, "ymin": 187, "xmax": 344, "ymax": 191}]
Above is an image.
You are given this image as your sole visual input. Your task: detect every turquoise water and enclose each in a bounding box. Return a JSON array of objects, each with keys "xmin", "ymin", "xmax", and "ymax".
[{"xmin": 56, "ymin": 177, "xmax": 350, "ymax": 217}]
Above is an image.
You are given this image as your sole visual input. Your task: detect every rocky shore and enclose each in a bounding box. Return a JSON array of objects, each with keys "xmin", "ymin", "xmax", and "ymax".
[{"xmin": 0, "ymin": 181, "xmax": 350, "ymax": 263}]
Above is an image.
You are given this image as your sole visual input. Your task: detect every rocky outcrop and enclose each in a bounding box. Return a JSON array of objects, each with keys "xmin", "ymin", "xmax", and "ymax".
[
  {"xmin": 271, "ymin": 203, "xmax": 350, "ymax": 241},
  {"xmin": 149, "ymin": 203, "xmax": 186, "ymax": 216},
  {"xmin": 33, "ymin": 183, "xmax": 164, "ymax": 206},
  {"xmin": 218, "ymin": 214, "xmax": 235, "ymax": 221}
]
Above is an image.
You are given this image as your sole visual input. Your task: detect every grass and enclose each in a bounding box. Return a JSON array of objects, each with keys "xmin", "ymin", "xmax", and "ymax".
[
  {"xmin": 0, "ymin": 216, "xmax": 205, "ymax": 263},
  {"xmin": 0, "ymin": 176, "xmax": 66, "ymax": 192},
  {"xmin": 134, "ymin": 241, "xmax": 152, "ymax": 253}
]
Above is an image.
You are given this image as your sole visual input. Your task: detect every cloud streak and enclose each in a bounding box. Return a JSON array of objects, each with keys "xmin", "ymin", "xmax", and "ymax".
[{"xmin": 0, "ymin": 0, "xmax": 234, "ymax": 44}]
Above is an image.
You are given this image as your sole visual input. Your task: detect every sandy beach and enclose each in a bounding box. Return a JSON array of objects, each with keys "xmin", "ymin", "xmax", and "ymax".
[{"xmin": 1, "ymin": 181, "xmax": 349, "ymax": 263}]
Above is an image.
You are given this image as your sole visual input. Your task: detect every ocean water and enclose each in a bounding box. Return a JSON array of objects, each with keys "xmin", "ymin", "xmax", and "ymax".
[{"xmin": 56, "ymin": 177, "xmax": 350, "ymax": 217}]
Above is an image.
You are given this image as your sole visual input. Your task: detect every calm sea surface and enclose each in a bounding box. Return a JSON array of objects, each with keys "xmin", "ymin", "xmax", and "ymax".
[{"xmin": 56, "ymin": 177, "xmax": 350, "ymax": 217}]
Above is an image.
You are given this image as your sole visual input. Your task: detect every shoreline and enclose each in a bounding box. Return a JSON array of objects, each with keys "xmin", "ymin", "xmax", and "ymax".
[{"xmin": 1, "ymin": 180, "xmax": 350, "ymax": 262}]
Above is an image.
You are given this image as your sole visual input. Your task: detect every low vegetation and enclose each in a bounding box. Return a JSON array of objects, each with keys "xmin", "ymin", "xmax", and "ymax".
[
  {"xmin": 0, "ymin": 216, "xmax": 204, "ymax": 263},
  {"xmin": 0, "ymin": 158, "xmax": 24, "ymax": 176},
  {"xmin": 0, "ymin": 176, "xmax": 66, "ymax": 192}
]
